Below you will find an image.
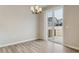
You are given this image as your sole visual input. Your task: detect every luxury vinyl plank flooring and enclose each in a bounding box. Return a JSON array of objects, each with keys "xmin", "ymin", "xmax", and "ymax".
[{"xmin": 0, "ymin": 39, "xmax": 78, "ymax": 53}]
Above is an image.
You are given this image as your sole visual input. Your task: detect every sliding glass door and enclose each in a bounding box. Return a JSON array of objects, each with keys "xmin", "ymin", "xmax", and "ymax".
[
  {"xmin": 47, "ymin": 10, "xmax": 54, "ymax": 41},
  {"xmin": 47, "ymin": 7, "xmax": 63, "ymax": 44},
  {"xmin": 53, "ymin": 8, "xmax": 63, "ymax": 44}
]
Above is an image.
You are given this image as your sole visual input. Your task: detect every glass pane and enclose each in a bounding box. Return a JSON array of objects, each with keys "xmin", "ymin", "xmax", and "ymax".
[
  {"xmin": 54, "ymin": 8, "xmax": 63, "ymax": 26},
  {"xmin": 54, "ymin": 8, "xmax": 63, "ymax": 44},
  {"xmin": 47, "ymin": 11, "xmax": 53, "ymax": 27},
  {"xmin": 48, "ymin": 17, "xmax": 53, "ymax": 26}
]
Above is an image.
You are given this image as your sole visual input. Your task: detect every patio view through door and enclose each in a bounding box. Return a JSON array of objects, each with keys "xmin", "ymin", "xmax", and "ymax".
[{"xmin": 47, "ymin": 7, "xmax": 63, "ymax": 44}]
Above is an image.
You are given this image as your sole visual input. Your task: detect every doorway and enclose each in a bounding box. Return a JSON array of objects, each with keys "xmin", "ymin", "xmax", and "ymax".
[{"xmin": 46, "ymin": 7, "xmax": 63, "ymax": 44}]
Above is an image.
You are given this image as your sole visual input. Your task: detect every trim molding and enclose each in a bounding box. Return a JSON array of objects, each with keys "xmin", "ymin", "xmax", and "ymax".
[
  {"xmin": 0, "ymin": 38, "xmax": 37, "ymax": 48},
  {"xmin": 64, "ymin": 44, "xmax": 79, "ymax": 51}
]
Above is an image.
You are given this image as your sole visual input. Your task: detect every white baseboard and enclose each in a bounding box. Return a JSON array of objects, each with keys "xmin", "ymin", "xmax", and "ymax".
[
  {"xmin": 0, "ymin": 38, "xmax": 37, "ymax": 48},
  {"xmin": 64, "ymin": 44, "xmax": 79, "ymax": 51}
]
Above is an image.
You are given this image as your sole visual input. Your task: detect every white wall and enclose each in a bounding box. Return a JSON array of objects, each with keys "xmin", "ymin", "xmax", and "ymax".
[
  {"xmin": 38, "ymin": 12, "xmax": 46, "ymax": 39},
  {"xmin": 0, "ymin": 5, "xmax": 38, "ymax": 46},
  {"xmin": 64, "ymin": 5, "xmax": 79, "ymax": 50}
]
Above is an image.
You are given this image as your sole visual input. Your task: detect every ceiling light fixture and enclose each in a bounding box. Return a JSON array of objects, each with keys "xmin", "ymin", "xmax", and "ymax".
[{"xmin": 30, "ymin": 5, "xmax": 42, "ymax": 14}]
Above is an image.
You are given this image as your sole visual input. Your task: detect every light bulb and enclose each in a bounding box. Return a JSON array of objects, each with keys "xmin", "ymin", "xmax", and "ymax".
[
  {"xmin": 35, "ymin": 6, "xmax": 39, "ymax": 10},
  {"xmin": 39, "ymin": 8, "xmax": 42, "ymax": 11}
]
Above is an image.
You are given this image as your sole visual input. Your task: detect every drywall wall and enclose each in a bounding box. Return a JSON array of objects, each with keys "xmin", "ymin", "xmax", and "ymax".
[
  {"xmin": 38, "ymin": 12, "xmax": 46, "ymax": 39},
  {"xmin": 0, "ymin": 5, "xmax": 38, "ymax": 46},
  {"xmin": 64, "ymin": 5, "xmax": 79, "ymax": 49}
]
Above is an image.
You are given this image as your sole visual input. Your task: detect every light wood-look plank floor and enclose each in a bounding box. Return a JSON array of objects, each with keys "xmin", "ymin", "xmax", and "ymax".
[{"xmin": 0, "ymin": 39, "xmax": 78, "ymax": 53}]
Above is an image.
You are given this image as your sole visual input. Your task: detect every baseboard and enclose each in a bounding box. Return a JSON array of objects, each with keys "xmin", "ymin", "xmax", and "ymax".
[
  {"xmin": 64, "ymin": 44, "xmax": 79, "ymax": 51},
  {"xmin": 0, "ymin": 38, "xmax": 37, "ymax": 48}
]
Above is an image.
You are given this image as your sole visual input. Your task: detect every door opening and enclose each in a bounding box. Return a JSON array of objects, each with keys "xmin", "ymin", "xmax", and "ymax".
[{"xmin": 46, "ymin": 7, "xmax": 64, "ymax": 44}]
